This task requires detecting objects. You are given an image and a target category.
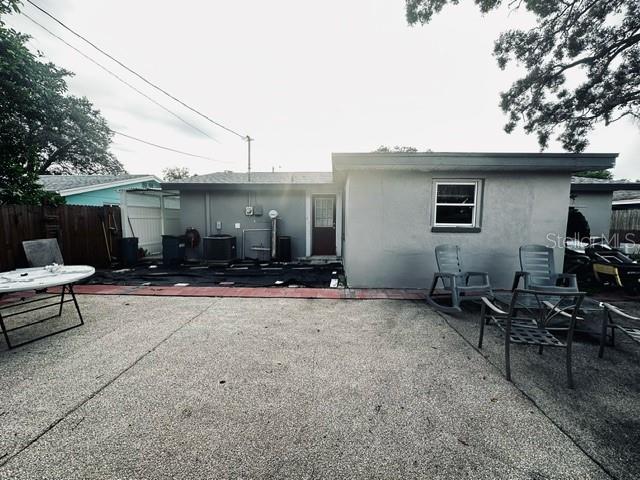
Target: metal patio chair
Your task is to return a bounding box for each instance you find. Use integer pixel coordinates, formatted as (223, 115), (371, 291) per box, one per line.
(22, 238), (64, 267)
(597, 303), (640, 358)
(426, 245), (493, 313)
(512, 244), (578, 292)
(478, 289), (585, 388)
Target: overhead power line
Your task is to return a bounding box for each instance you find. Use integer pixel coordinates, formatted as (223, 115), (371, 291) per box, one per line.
(26, 0), (249, 141)
(111, 130), (223, 162)
(19, 14), (228, 164)
(21, 12), (218, 143)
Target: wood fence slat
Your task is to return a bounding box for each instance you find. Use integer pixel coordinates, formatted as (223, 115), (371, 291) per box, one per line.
(611, 208), (640, 245)
(0, 204), (122, 271)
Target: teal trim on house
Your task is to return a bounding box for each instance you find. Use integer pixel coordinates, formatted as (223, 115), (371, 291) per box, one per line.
(65, 180), (160, 206)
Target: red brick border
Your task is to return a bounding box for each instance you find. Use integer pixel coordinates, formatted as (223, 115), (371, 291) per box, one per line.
(47, 284), (427, 300)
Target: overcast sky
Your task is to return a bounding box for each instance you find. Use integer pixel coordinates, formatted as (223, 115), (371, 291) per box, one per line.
(7, 0), (639, 179)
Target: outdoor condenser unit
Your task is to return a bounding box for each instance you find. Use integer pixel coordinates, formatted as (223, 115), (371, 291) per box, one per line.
(203, 235), (237, 261)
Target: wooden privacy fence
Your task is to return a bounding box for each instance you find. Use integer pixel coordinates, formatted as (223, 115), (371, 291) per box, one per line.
(0, 204), (122, 271)
(611, 208), (640, 245)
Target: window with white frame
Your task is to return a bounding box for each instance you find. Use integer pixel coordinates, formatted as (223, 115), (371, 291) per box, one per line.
(433, 180), (481, 227)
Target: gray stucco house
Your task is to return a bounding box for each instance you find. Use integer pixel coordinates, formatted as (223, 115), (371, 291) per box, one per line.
(163, 151), (617, 289)
(165, 172), (342, 261)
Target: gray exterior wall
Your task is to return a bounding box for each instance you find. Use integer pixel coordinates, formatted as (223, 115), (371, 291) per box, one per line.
(571, 191), (613, 238)
(179, 184), (341, 260)
(343, 170), (572, 289)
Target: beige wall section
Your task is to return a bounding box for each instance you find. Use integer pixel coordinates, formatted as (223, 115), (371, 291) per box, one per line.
(343, 170), (572, 289)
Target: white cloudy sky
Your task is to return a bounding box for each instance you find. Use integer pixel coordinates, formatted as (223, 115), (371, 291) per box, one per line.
(6, 0), (639, 179)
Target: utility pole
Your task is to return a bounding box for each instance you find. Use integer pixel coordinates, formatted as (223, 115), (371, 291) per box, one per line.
(246, 136), (253, 182)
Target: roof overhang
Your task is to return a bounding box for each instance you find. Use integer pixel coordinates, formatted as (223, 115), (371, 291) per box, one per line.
(571, 183), (640, 193)
(332, 152), (617, 176)
(613, 199), (640, 207)
(160, 182), (333, 191)
(55, 175), (161, 196)
(121, 187), (180, 197)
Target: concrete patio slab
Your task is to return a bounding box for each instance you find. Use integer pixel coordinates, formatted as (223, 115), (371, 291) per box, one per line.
(442, 301), (640, 480)
(0, 296), (612, 479)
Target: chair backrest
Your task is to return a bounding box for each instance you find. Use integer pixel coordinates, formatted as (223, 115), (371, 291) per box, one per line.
(519, 244), (556, 287)
(509, 288), (585, 330)
(435, 245), (462, 274)
(22, 239), (64, 267)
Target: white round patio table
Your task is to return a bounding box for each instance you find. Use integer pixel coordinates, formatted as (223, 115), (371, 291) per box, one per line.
(0, 265), (95, 293)
(0, 265), (95, 349)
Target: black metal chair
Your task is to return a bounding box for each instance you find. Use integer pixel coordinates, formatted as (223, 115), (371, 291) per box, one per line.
(22, 238), (64, 267)
(426, 245), (493, 313)
(478, 289), (585, 388)
(512, 244), (578, 292)
(598, 303), (640, 358)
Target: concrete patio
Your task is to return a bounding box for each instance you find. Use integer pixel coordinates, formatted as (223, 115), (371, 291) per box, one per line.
(0, 294), (635, 479)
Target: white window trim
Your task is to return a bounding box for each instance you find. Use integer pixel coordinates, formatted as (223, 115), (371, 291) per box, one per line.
(433, 180), (481, 227)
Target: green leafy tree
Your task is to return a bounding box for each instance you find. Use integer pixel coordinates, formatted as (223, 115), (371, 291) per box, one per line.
(162, 166), (191, 181)
(574, 170), (614, 180)
(0, 0), (18, 17)
(0, 0), (123, 205)
(566, 207), (590, 240)
(406, 0), (640, 152)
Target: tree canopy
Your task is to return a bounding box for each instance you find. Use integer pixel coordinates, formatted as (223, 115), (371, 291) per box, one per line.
(406, 0), (640, 152)
(574, 169), (614, 180)
(162, 166), (191, 181)
(0, 0), (123, 204)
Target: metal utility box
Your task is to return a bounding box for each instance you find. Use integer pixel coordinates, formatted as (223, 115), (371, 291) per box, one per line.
(277, 236), (292, 262)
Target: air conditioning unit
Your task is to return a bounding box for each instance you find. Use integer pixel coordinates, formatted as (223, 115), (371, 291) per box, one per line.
(203, 235), (237, 261)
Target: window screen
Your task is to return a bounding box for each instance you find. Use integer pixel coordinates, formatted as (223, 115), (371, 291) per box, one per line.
(314, 197), (334, 228)
(433, 181), (479, 227)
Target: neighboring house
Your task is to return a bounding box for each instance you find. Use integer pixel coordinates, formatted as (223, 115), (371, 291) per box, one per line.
(164, 172), (340, 261)
(162, 152), (617, 289)
(611, 191), (640, 244)
(39, 174), (161, 206)
(570, 177), (640, 239)
(613, 190), (640, 208)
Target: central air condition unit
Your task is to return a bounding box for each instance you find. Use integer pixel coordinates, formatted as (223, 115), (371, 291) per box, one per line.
(203, 234), (237, 261)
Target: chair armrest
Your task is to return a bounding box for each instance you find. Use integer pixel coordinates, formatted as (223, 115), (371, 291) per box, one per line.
(603, 303), (640, 321)
(542, 301), (584, 321)
(433, 272), (462, 288)
(512, 271), (529, 291)
(463, 271), (491, 287)
(551, 273), (578, 289)
(434, 272), (456, 278)
(552, 273), (577, 280)
(481, 296), (507, 315)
